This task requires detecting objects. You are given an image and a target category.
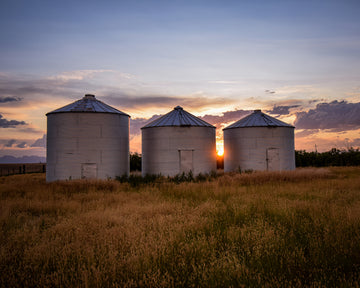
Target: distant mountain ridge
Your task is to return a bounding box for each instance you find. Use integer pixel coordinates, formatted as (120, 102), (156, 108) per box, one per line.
(0, 155), (46, 164)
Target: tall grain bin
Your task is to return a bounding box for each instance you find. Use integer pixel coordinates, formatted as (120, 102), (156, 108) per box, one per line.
(46, 94), (130, 182)
(141, 106), (216, 176)
(223, 109), (295, 172)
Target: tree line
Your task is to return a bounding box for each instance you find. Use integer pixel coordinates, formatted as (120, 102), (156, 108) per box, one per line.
(295, 148), (360, 167)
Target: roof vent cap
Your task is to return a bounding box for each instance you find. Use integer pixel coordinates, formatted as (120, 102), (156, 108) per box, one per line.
(174, 106), (183, 110)
(254, 109), (261, 113)
(84, 94), (96, 100)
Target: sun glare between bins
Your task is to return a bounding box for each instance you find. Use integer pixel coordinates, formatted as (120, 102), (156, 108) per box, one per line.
(141, 106), (216, 177)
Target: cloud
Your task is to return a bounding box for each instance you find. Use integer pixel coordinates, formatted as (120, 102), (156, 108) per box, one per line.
(308, 99), (321, 104)
(201, 109), (251, 128)
(106, 95), (179, 109)
(0, 96), (22, 103)
(1, 139), (29, 151)
(0, 114), (26, 128)
(30, 134), (46, 148)
(267, 105), (300, 115)
(265, 90), (276, 94)
(47, 70), (116, 81)
(2, 139), (30, 149)
(295, 129), (320, 137)
(349, 138), (360, 148)
(104, 94), (236, 111)
(130, 115), (161, 136)
(294, 100), (360, 130)
(16, 142), (27, 148)
(209, 81), (240, 84)
(15, 126), (45, 134)
(0, 72), (237, 114)
(5, 139), (16, 147)
(0, 76), (66, 109)
(243, 97), (306, 111)
(129, 109), (252, 135)
(0, 71), (115, 108)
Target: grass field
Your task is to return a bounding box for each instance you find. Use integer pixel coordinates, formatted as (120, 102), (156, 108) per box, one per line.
(1, 167), (360, 287)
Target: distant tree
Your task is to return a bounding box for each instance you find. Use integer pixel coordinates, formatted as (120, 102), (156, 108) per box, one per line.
(130, 153), (142, 171)
(295, 148), (360, 167)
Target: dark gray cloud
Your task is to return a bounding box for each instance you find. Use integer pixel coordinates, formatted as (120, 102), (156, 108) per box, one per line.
(267, 105), (300, 115)
(30, 134), (46, 148)
(130, 101), (360, 137)
(16, 142), (27, 148)
(308, 99), (322, 104)
(201, 110), (251, 128)
(294, 100), (360, 130)
(3, 139), (29, 148)
(265, 90), (276, 94)
(0, 96), (22, 103)
(130, 115), (161, 135)
(0, 114), (26, 128)
(1, 136), (47, 150)
(5, 139), (16, 147)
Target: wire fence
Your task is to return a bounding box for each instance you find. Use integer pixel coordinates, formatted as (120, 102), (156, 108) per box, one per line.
(0, 163), (46, 177)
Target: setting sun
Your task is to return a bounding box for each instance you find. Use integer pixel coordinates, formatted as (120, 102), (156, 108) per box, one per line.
(217, 147), (224, 157)
(216, 140), (224, 157)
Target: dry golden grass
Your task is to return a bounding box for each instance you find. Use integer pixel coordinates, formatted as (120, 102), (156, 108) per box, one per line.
(1, 167), (360, 287)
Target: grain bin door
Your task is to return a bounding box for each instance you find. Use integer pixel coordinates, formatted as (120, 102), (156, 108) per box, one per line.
(266, 148), (280, 171)
(179, 150), (194, 174)
(81, 163), (97, 179)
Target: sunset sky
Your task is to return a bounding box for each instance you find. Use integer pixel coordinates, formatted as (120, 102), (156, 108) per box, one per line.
(0, 0), (359, 160)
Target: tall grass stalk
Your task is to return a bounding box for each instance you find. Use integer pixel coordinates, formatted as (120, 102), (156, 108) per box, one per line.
(1, 167), (360, 287)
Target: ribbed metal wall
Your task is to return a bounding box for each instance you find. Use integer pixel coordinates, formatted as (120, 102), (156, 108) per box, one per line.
(224, 126), (295, 172)
(46, 95), (129, 181)
(142, 126), (216, 176)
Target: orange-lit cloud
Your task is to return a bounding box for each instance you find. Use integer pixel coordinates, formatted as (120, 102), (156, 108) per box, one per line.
(1, 71), (360, 160)
(128, 101), (360, 154)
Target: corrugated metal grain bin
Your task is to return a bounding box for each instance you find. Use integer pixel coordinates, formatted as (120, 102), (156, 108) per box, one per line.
(223, 109), (295, 172)
(46, 94), (130, 181)
(141, 106), (216, 177)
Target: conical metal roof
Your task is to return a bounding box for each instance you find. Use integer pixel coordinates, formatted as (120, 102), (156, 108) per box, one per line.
(141, 106), (215, 129)
(223, 109), (294, 130)
(46, 94), (129, 116)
